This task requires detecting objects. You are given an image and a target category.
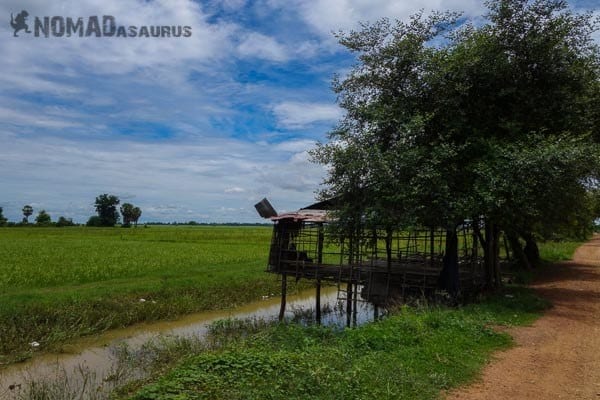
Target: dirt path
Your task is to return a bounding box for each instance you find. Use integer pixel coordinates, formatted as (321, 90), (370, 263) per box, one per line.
(446, 237), (600, 400)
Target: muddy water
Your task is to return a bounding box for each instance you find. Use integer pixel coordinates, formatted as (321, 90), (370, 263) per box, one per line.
(0, 286), (375, 398)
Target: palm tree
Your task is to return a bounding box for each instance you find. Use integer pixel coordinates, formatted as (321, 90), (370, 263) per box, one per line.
(132, 207), (142, 227)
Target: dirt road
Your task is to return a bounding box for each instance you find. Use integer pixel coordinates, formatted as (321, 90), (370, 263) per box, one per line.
(446, 237), (600, 400)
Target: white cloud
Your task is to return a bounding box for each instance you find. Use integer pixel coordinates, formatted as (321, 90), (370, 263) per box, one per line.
(237, 32), (289, 62)
(1, 0), (237, 94)
(272, 139), (316, 153)
(0, 106), (82, 129)
(225, 187), (246, 193)
(268, 0), (484, 40)
(272, 101), (342, 129)
(0, 133), (325, 223)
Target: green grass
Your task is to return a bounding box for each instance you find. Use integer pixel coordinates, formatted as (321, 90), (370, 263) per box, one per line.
(125, 287), (548, 400)
(537, 240), (584, 262)
(5, 231), (580, 399)
(0, 226), (306, 364)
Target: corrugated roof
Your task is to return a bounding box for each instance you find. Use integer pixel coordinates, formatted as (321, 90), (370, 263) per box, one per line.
(271, 209), (329, 223)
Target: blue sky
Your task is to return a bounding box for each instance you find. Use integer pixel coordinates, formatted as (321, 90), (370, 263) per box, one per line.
(1, 0), (598, 223)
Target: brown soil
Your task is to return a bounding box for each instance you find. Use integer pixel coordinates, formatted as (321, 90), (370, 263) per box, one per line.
(445, 237), (600, 400)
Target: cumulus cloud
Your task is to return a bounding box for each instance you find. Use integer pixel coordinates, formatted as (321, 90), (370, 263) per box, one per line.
(237, 32), (289, 62)
(272, 139), (316, 153)
(267, 0), (485, 40)
(0, 132), (325, 222)
(1, 0), (233, 74)
(10, 0), (564, 223)
(272, 101), (342, 129)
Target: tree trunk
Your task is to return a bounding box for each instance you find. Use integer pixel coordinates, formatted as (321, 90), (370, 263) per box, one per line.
(507, 233), (532, 270)
(523, 233), (540, 267)
(438, 227), (459, 295)
(484, 221), (502, 289)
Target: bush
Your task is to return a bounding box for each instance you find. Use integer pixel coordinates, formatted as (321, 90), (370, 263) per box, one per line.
(86, 216), (103, 227)
(56, 216), (76, 227)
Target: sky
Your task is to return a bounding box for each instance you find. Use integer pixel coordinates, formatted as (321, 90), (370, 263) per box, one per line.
(1, 0), (598, 223)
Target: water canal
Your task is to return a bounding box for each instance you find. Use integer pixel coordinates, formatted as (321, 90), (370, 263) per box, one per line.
(0, 286), (376, 399)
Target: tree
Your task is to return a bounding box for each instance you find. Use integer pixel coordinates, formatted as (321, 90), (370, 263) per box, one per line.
(56, 216), (76, 227)
(313, 0), (600, 290)
(22, 205), (33, 223)
(132, 206), (142, 227)
(86, 215), (103, 227)
(120, 203), (142, 227)
(120, 203), (135, 227)
(0, 207), (7, 226)
(94, 194), (120, 227)
(35, 210), (52, 226)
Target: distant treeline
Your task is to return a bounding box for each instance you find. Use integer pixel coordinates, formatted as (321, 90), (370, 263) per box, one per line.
(0, 195), (268, 228)
(145, 221), (270, 227)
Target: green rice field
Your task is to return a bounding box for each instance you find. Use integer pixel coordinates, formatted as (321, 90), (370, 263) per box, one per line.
(0, 226), (299, 364)
(0, 226), (583, 367)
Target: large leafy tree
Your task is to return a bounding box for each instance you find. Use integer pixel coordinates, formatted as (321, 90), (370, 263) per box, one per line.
(94, 194), (120, 227)
(313, 0), (600, 290)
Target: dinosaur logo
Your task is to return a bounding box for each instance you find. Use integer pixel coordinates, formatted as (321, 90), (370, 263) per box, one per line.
(10, 10), (31, 37)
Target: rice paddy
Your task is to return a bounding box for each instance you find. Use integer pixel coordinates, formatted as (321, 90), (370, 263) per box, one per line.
(0, 226), (306, 364)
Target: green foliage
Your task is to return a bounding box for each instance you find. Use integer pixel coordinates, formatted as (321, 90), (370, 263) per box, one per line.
(0, 226), (309, 364)
(132, 206), (142, 226)
(128, 288), (548, 400)
(312, 0), (600, 281)
(121, 203), (143, 227)
(56, 216), (76, 227)
(537, 240), (583, 262)
(86, 215), (103, 227)
(95, 193), (120, 227)
(0, 206), (7, 226)
(34, 209), (52, 226)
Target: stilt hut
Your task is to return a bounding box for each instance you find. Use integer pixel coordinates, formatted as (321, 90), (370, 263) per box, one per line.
(256, 198), (487, 322)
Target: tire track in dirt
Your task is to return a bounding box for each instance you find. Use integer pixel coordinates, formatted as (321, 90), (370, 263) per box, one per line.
(445, 237), (600, 400)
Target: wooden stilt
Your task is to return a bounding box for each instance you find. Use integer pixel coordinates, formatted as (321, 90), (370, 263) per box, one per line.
(316, 224), (324, 325)
(346, 281), (353, 328)
(352, 282), (358, 327)
(430, 227), (435, 267)
(316, 280), (321, 325)
(279, 274), (287, 322)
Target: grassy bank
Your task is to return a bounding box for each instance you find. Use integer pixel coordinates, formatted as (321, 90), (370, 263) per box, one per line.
(7, 239), (584, 399)
(116, 239), (582, 400)
(0, 226), (305, 364)
(537, 240), (584, 262)
(120, 287), (547, 400)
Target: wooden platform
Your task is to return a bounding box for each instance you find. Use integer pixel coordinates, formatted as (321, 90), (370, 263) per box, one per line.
(268, 257), (486, 296)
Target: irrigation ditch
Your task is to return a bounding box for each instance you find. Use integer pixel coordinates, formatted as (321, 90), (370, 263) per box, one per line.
(0, 286), (376, 399)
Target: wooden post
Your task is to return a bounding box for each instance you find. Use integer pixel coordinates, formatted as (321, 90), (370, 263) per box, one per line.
(315, 280), (321, 325)
(385, 229), (392, 302)
(374, 305), (379, 321)
(346, 281), (353, 328)
(352, 282), (358, 327)
(279, 274), (287, 322)
(316, 224), (324, 325)
(430, 227), (435, 267)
